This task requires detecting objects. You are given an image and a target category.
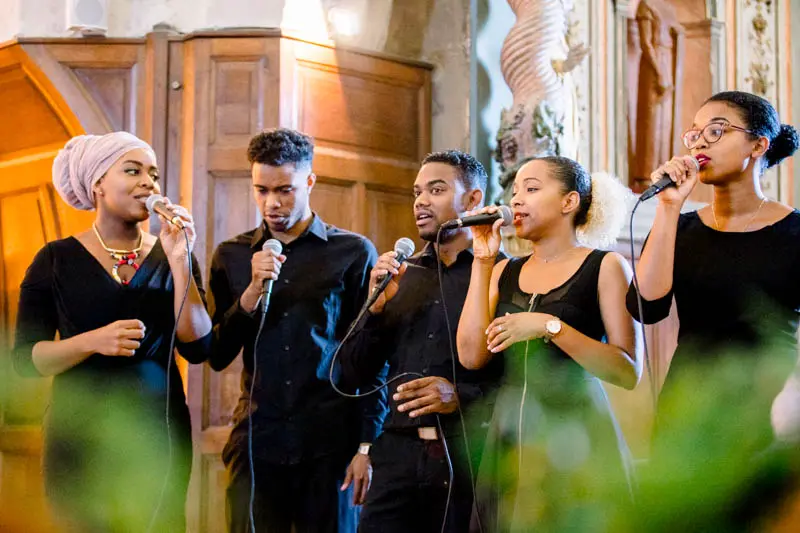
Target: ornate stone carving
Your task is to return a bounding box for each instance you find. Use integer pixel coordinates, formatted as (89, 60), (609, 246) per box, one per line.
(744, 0), (773, 96)
(735, 0), (788, 200)
(629, 0), (685, 191)
(494, 0), (589, 203)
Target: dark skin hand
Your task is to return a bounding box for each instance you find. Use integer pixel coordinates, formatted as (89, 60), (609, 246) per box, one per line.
(393, 376), (459, 418)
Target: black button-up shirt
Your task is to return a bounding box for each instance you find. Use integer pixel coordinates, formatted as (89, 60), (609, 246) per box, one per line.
(208, 215), (386, 464)
(337, 244), (504, 436)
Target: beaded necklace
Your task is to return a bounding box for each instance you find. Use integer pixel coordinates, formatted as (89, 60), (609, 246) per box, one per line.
(92, 224), (143, 285)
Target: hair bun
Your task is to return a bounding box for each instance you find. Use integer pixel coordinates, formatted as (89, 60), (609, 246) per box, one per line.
(766, 124), (800, 168)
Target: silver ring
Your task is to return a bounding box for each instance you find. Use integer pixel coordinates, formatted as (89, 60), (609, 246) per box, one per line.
(497, 325), (504, 332)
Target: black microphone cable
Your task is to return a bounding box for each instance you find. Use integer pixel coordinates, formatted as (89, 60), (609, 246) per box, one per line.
(247, 294), (269, 533)
(246, 239), (281, 533)
(628, 196), (659, 415)
(328, 261), (455, 533)
(146, 227), (192, 533)
(435, 225), (483, 533)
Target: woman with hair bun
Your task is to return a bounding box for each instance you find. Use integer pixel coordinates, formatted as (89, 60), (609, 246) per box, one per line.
(457, 156), (641, 531)
(626, 92), (800, 528)
(629, 91), (800, 430)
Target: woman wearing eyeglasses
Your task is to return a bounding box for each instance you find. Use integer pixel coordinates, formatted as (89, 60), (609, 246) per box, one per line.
(628, 91), (800, 527)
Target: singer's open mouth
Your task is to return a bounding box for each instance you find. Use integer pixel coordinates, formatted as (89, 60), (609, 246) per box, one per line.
(696, 154), (711, 167)
(415, 212), (433, 223)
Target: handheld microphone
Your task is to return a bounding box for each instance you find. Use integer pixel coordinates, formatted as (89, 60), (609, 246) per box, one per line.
(440, 205), (513, 230)
(261, 239), (283, 314)
(145, 194), (185, 229)
(640, 156), (700, 201)
(364, 237), (416, 310)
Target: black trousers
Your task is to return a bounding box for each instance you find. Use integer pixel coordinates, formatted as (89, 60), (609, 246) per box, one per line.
(225, 449), (358, 533)
(359, 430), (474, 533)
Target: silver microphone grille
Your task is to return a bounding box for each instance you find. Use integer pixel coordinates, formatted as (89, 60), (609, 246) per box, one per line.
(394, 237), (416, 259)
(497, 205), (514, 226)
(262, 238), (283, 255)
(145, 194), (164, 213)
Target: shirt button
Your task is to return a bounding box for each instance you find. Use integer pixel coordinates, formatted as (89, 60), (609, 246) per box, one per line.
(282, 312), (289, 317)
(284, 279), (290, 284)
(284, 345), (290, 351)
(422, 368), (429, 375)
(285, 380), (292, 386)
(427, 333), (434, 339)
(434, 300), (440, 304)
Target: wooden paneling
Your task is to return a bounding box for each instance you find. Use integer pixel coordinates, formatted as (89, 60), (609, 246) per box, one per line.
(365, 186), (421, 254)
(72, 68), (136, 132)
(47, 42), (147, 137)
(297, 61), (420, 159)
(209, 172), (261, 252)
(0, 66), (70, 155)
(312, 178), (357, 230)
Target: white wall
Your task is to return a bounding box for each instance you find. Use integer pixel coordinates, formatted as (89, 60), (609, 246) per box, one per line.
(0, 0), (289, 39)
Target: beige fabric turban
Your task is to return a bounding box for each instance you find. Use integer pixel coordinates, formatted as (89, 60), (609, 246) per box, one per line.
(52, 132), (156, 210)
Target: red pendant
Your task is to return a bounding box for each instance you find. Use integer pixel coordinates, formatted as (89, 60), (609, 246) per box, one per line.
(111, 254), (140, 284)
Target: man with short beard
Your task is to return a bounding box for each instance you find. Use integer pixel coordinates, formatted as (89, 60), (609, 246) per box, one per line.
(337, 150), (504, 532)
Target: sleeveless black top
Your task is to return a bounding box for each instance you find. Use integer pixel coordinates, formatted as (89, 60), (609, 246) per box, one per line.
(473, 250), (634, 533)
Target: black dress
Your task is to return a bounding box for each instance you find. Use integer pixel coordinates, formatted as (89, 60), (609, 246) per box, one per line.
(474, 250), (633, 533)
(627, 211), (800, 437)
(13, 237), (211, 533)
(624, 211), (800, 530)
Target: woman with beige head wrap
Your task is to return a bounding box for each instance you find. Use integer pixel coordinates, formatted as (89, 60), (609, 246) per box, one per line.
(13, 132), (212, 531)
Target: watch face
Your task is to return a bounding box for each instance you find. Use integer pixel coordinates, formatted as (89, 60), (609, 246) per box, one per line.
(546, 320), (561, 335)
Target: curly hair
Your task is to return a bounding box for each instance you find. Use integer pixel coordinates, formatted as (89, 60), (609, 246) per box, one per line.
(247, 128), (314, 169)
(576, 172), (634, 249)
(421, 150), (488, 192)
(706, 91), (799, 169)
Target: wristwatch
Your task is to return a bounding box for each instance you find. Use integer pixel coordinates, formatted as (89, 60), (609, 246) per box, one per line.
(358, 443), (372, 456)
(544, 317), (563, 341)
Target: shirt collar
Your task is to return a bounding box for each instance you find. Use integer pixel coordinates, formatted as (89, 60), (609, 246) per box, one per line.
(417, 242), (475, 267)
(250, 213), (329, 249)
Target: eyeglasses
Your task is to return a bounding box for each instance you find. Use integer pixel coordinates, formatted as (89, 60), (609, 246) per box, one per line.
(682, 121), (754, 149)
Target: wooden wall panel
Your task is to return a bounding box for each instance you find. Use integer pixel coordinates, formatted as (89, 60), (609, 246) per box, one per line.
(44, 43), (146, 135)
(297, 62), (420, 159)
(0, 66), (70, 155)
(72, 68), (136, 132)
(312, 178), (356, 230)
(365, 187), (422, 254)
